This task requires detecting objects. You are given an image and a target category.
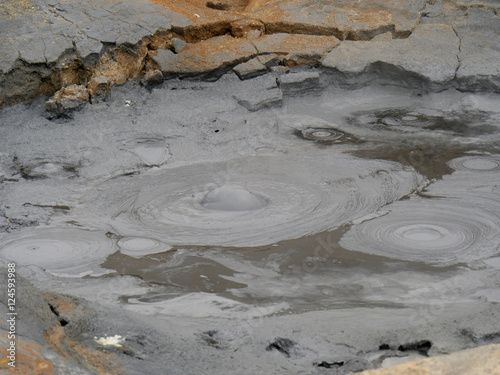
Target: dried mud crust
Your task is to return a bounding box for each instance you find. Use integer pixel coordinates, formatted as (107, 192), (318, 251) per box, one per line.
(1, 0), (500, 108)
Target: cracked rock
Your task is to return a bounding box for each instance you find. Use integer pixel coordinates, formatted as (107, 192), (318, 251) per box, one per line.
(455, 8), (500, 92)
(278, 71), (321, 93)
(321, 24), (460, 85)
(233, 75), (282, 111)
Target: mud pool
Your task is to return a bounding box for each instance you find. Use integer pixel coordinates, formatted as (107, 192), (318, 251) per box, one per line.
(1, 73), (500, 374)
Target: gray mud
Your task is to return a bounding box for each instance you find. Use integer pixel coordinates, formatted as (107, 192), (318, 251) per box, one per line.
(1, 70), (500, 374)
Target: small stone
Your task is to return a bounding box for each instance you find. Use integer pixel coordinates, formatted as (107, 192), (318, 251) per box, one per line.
(246, 29), (263, 39)
(257, 54), (280, 68)
(171, 37), (187, 53)
(270, 66), (289, 75)
(233, 57), (267, 80)
(234, 88), (283, 111)
(87, 76), (112, 102)
(46, 84), (89, 117)
(231, 19), (265, 38)
(141, 69), (164, 89)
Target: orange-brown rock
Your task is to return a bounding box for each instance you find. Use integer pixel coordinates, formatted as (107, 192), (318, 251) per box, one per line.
(92, 44), (149, 86)
(0, 331), (55, 374)
(45, 84), (89, 116)
(151, 35), (258, 77)
(358, 344), (500, 375)
(44, 326), (122, 375)
(87, 76), (112, 102)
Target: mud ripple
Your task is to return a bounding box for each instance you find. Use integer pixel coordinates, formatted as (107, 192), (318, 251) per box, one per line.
(0, 228), (116, 277)
(447, 155), (500, 172)
(340, 200), (500, 265)
(79, 154), (423, 247)
(301, 128), (344, 142)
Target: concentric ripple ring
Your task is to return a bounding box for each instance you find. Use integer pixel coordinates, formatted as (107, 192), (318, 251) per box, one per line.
(340, 199), (500, 265)
(77, 153), (423, 247)
(0, 228), (117, 277)
(448, 155), (500, 172)
(301, 128), (344, 141)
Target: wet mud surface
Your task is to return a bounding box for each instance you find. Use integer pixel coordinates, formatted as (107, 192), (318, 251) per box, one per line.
(1, 74), (500, 374)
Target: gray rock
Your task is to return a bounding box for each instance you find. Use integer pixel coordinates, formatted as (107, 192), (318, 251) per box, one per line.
(234, 87), (283, 111)
(278, 71), (321, 92)
(257, 54), (281, 68)
(16, 27), (47, 64)
(46, 84), (89, 117)
(270, 66), (290, 75)
(454, 0), (500, 12)
(455, 9), (500, 92)
(171, 37), (187, 53)
(321, 24), (460, 84)
(0, 268), (94, 374)
(74, 34), (104, 67)
(151, 49), (176, 72)
(0, 40), (19, 74)
(233, 74), (282, 111)
(233, 57), (267, 80)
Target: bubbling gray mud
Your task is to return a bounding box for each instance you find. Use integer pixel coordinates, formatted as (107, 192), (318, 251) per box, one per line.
(340, 154), (500, 266)
(200, 185), (269, 211)
(447, 155), (500, 173)
(0, 228), (116, 277)
(340, 199), (500, 265)
(345, 108), (499, 136)
(2, 82), (500, 375)
(23, 161), (77, 179)
(301, 128), (344, 142)
(75, 152), (424, 247)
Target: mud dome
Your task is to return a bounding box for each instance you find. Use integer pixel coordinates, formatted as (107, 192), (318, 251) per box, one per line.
(1, 75), (500, 374)
(72, 152), (422, 247)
